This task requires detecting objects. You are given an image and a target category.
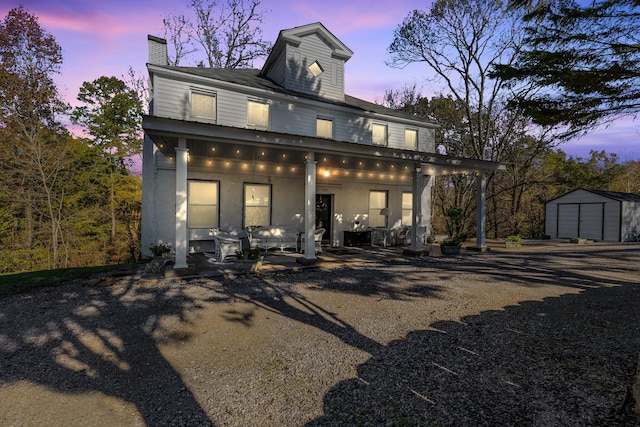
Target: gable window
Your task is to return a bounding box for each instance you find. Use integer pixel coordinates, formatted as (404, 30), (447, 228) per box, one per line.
(309, 60), (323, 77)
(190, 91), (216, 122)
(188, 180), (219, 228)
(316, 117), (333, 139)
(368, 190), (388, 228)
(402, 192), (413, 225)
(405, 129), (417, 150)
(244, 183), (271, 227)
(247, 100), (269, 129)
(372, 123), (387, 146)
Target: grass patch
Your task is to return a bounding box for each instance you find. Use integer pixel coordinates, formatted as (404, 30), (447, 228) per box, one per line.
(0, 263), (140, 297)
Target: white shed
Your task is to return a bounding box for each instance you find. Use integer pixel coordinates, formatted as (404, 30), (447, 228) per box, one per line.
(545, 189), (640, 242)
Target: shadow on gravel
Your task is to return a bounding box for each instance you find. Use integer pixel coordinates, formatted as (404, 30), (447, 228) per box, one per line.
(305, 250), (640, 426)
(220, 265), (445, 355)
(0, 278), (223, 426)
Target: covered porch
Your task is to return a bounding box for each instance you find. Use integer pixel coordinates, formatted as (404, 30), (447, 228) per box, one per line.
(142, 116), (504, 269)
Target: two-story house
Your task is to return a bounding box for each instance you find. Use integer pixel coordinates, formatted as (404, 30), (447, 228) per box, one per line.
(141, 22), (502, 268)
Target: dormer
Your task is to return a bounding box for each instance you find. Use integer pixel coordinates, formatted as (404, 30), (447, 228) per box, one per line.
(261, 22), (353, 102)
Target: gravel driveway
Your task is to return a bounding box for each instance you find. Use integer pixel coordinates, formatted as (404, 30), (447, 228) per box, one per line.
(1, 245), (639, 426)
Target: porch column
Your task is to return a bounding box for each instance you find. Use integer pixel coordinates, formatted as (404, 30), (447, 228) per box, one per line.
(474, 171), (487, 250)
(174, 141), (189, 269)
(410, 166), (424, 253)
(301, 153), (317, 262)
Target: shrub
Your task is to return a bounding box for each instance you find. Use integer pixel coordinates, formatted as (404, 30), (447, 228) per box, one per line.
(440, 237), (463, 247)
(505, 235), (522, 243)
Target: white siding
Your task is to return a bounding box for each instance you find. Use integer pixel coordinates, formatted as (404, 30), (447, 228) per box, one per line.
(153, 76), (190, 120)
(152, 73), (436, 153)
(270, 101), (317, 136)
(621, 201), (640, 240)
(269, 54), (287, 87)
(286, 35), (344, 101)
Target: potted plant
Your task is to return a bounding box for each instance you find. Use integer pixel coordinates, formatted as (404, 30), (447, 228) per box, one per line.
(146, 242), (173, 273)
(504, 235), (522, 248)
(234, 247), (264, 272)
(440, 237), (463, 255)
(150, 242), (172, 258)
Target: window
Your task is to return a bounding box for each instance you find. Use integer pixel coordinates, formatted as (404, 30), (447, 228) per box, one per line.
(372, 123), (387, 146)
(188, 180), (218, 228)
(316, 118), (333, 138)
(405, 129), (417, 150)
(402, 192), (413, 225)
(190, 91), (216, 121)
(244, 183), (271, 227)
(309, 60), (323, 77)
(247, 100), (269, 129)
(368, 190), (388, 228)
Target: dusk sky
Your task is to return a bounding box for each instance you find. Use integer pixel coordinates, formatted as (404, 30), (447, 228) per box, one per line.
(2, 0), (638, 161)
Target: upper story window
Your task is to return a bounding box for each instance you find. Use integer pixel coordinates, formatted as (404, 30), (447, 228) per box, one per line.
(309, 60), (323, 77)
(405, 129), (417, 150)
(190, 90), (216, 122)
(372, 123), (387, 146)
(316, 117), (333, 139)
(247, 100), (269, 129)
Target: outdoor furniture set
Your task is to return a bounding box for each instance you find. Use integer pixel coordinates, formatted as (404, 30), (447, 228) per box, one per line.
(205, 224), (410, 262)
(206, 225), (314, 262)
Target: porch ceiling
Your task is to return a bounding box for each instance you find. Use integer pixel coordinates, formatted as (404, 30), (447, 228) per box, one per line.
(143, 115), (505, 176)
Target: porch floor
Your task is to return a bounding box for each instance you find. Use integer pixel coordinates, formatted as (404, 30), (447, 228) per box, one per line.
(143, 238), (612, 281)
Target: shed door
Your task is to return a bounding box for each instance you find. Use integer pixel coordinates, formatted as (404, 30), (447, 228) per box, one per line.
(557, 203), (605, 240)
(579, 203), (604, 241)
(557, 204), (579, 238)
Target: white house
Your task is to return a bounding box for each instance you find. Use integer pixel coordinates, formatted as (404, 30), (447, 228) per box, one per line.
(545, 188), (640, 242)
(141, 22), (503, 268)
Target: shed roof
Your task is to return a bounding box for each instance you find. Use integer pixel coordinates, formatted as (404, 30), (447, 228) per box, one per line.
(547, 188), (640, 203)
(586, 189), (640, 203)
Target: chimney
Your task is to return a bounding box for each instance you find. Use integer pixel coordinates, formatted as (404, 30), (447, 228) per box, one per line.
(148, 35), (168, 66)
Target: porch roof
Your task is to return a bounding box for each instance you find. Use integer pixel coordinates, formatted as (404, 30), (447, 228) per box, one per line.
(143, 115), (505, 176)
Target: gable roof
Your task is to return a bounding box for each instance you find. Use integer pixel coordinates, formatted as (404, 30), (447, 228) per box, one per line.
(152, 65), (438, 125)
(261, 22), (353, 77)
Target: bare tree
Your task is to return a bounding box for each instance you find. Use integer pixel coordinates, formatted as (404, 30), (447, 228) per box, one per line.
(388, 0), (533, 162)
(163, 0), (271, 68)
(162, 14), (196, 66)
(387, 0), (562, 238)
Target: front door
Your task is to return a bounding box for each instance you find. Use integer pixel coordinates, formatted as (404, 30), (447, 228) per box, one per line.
(316, 194), (332, 244)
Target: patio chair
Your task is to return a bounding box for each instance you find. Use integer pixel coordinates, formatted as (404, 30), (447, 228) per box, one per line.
(213, 235), (242, 262)
(299, 228), (325, 253)
(394, 226), (411, 246)
(205, 229), (242, 262)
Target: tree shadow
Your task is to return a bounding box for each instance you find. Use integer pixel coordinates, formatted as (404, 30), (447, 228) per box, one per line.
(304, 250), (640, 426)
(0, 275), (224, 426)
(219, 264), (446, 355)
(416, 247), (640, 291)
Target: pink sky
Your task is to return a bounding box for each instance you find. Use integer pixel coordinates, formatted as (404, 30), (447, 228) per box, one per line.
(2, 0), (638, 161)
